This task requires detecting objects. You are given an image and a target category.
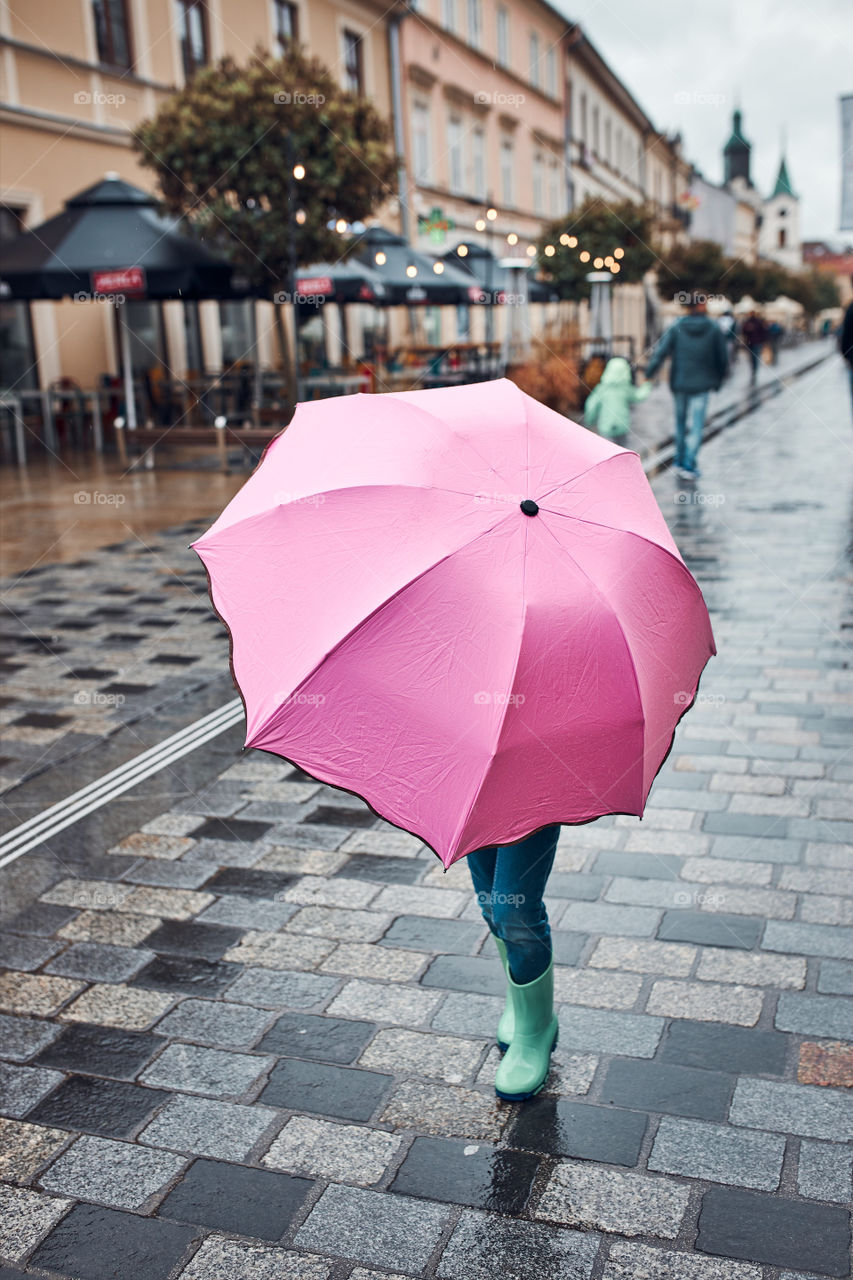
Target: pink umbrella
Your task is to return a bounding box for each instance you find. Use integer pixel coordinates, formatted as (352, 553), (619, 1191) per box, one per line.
(191, 379), (715, 869)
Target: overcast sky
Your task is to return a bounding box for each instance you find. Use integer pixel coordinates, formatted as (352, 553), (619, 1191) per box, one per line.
(553, 0), (851, 243)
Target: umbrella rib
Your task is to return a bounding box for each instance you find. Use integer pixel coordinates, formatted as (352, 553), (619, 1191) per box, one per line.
(542, 509), (702, 582)
(533, 450), (641, 506)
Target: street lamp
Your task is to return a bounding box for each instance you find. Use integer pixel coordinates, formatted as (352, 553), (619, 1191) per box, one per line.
(284, 137), (304, 407)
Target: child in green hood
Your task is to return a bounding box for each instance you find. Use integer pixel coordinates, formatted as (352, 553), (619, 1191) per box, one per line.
(583, 356), (651, 439)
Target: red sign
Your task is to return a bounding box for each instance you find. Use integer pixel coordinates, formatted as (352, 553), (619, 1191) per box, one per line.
(91, 267), (146, 295)
(297, 276), (333, 296)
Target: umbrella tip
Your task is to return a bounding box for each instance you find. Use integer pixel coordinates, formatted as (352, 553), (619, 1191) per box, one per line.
(104, 170), (120, 180)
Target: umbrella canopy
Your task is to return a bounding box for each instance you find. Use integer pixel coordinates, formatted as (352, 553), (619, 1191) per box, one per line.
(295, 260), (387, 305)
(443, 242), (557, 304)
(350, 225), (479, 306)
(191, 378), (715, 868)
(0, 174), (250, 301)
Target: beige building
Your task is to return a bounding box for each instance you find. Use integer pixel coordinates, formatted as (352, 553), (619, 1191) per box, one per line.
(0, 0), (397, 394)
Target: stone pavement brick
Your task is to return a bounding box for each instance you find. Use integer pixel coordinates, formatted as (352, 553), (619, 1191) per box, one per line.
(510, 1095), (647, 1167)
(32, 1022), (166, 1081)
(27, 1076), (168, 1140)
(779, 866), (853, 895)
(819, 960), (853, 995)
(648, 1116), (785, 1190)
(0, 1117), (69, 1182)
(730, 1078), (853, 1141)
(369, 883), (468, 918)
(295, 1184), (449, 1273)
(420, 953), (504, 996)
(588, 937), (696, 976)
(157, 1157), (314, 1240)
(559, 902), (661, 936)
(646, 980), (763, 1026)
(805, 841), (853, 869)
(139, 1044), (275, 1099)
(594, 851), (684, 879)
(762, 920), (853, 960)
(38, 1133), (186, 1210)
(0, 973), (85, 1017)
(553, 968), (642, 1009)
(339, 828), (427, 857)
(285, 905), (392, 941)
(153, 998), (272, 1048)
(430, 991), (504, 1037)
(221, 930), (334, 970)
(40, 878), (132, 911)
(359, 1028), (484, 1084)
(177, 1236), (331, 1280)
(391, 1135), (540, 1213)
(28, 1201), (199, 1280)
(680, 858), (773, 886)
(138, 1093), (279, 1161)
(224, 967), (337, 1010)
(43, 941), (153, 983)
(257, 1011), (375, 1063)
(797, 1139), (853, 1203)
(534, 1159), (689, 1238)
(0, 1013), (62, 1062)
(436, 1206), (599, 1280)
(327, 977), (441, 1028)
(710, 835), (803, 865)
(696, 948), (806, 988)
(696, 1186), (851, 1274)
(57, 983), (175, 1030)
(260, 1058), (392, 1122)
(603, 877), (698, 909)
(0, 1183), (72, 1263)
(0, 1062), (63, 1119)
(797, 1042), (853, 1088)
(194, 894), (297, 931)
(283, 875), (381, 909)
(601, 1059), (733, 1121)
(658, 911), (763, 949)
(142, 812), (209, 836)
(57, 909), (159, 946)
(108, 833), (196, 860)
(0, 933), (63, 971)
(661, 1021), (790, 1076)
(116, 887), (215, 920)
(603, 1241), (762, 1279)
(381, 1078), (507, 1140)
(381, 914), (484, 954)
(320, 942), (428, 982)
(775, 992), (853, 1040)
(3, 902), (78, 937)
(557, 1006), (664, 1058)
(262, 1114), (400, 1186)
(624, 830), (711, 855)
(799, 894), (853, 925)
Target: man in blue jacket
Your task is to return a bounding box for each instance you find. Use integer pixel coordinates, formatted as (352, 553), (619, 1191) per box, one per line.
(645, 294), (729, 479)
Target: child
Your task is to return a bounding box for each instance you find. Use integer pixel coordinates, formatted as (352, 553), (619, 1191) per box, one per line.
(583, 355), (651, 439)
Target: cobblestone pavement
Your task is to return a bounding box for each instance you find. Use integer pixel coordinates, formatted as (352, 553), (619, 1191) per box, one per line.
(1, 356), (852, 1279)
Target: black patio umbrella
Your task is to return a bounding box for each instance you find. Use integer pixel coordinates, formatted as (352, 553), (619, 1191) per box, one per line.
(0, 173), (253, 427)
(442, 241), (557, 304)
(295, 260), (387, 304)
(350, 226), (477, 306)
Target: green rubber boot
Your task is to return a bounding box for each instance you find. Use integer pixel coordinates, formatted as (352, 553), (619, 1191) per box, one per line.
(494, 936), (514, 1051)
(494, 955), (558, 1101)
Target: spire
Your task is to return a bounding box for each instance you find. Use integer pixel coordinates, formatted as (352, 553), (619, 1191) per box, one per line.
(723, 108), (751, 186)
(772, 155), (795, 199)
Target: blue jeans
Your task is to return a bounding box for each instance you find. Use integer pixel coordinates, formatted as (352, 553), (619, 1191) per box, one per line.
(466, 823), (561, 985)
(673, 391), (709, 474)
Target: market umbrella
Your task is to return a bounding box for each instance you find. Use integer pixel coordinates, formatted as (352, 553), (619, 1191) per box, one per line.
(351, 226), (479, 306)
(0, 173), (252, 427)
(443, 242), (557, 304)
(191, 378), (715, 868)
(295, 261), (387, 304)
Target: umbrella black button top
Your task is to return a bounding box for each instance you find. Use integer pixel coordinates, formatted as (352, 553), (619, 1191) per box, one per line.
(520, 499), (539, 516)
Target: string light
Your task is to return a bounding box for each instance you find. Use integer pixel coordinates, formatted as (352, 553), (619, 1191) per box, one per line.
(486, 207), (497, 221)
(335, 218), (347, 233)
(475, 218), (486, 232)
(559, 233), (570, 245)
(293, 164), (305, 180)
(406, 264), (417, 278)
(579, 250), (590, 263)
(457, 244), (469, 257)
(507, 232), (518, 246)
(593, 256), (604, 269)
(526, 244), (536, 257)
(614, 247), (624, 259)
(295, 209), (307, 225)
(612, 262), (621, 273)
(375, 251), (386, 265)
(544, 244), (555, 257)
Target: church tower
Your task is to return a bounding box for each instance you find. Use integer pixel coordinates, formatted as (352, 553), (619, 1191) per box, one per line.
(759, 151), (802, 270)
(723, 109), (752, 186)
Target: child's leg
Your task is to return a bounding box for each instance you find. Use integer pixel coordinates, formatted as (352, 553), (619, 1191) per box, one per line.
(489, 823), (560, 984)
(466, 845), (499, 934)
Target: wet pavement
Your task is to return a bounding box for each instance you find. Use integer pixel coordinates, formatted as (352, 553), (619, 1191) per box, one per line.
(0, 354), (852, 1279)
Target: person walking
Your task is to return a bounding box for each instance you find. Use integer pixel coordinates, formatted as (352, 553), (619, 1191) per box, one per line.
(583, 355), (651, 441)
(717, 310), (738, 373)
(767, 320), (784, 365)
(839, 289), (853, 415)
(644, 295), (729, 480)
(467, 824), (562, 1100)
(741, 310), (768, 384)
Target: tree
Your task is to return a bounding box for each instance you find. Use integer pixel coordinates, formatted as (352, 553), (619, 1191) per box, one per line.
(133, 47), (399, 296)
(652, 239), (730, 302)
(535, 198), (659, 301)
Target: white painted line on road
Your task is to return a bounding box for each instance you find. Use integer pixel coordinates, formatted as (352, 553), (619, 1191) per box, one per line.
(0, 698), (244, 867)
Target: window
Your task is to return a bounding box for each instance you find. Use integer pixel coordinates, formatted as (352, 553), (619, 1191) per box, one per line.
(500, 135), (514, 205)
(448, 117), (464, 193)
(533, 152), (544, 215)
(579, 92), (587, 143)
(92, 0), (132, 68)
(528, 31), (540, 87)
(592, 104), (599, 154)
(273, 0), (298, 51)
(0, 206), (37, 392)
(545, 47), (556, 97)
(548, 156), (560, 214)
(496, 6), (509, 67)
(342, 29), (363, 94)
(467, 0), (481, 47)
(779, 227), (787, 247)
(174, 0), (207, 80)
(604, 118), (611, 164)
(471, 126), (486, 199)
(443, 0), (457, 33)
(615, 127), (622, 173)
(412, 100), (431, 184)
